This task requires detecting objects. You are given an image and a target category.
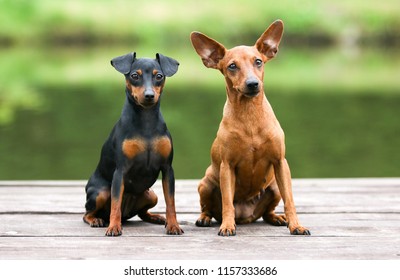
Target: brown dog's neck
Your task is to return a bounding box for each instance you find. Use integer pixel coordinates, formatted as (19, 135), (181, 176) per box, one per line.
(221, 86), (281, 140)
(224, 87), (273, 120)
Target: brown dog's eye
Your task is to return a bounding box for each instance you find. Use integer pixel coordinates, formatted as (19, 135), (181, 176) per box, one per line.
(255, 59), (263, 67)
(131, 72), (139, 80)
(155, 73), (164, 81)
(228, 63), (237, 71)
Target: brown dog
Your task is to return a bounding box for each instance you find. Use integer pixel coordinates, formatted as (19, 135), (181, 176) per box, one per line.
(190, 20), (310, 236)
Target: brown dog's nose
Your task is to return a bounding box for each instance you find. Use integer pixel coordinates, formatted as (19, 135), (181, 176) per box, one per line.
(246, 79), (259, 91)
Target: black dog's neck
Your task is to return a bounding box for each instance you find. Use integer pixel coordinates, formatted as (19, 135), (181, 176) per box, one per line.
(122, 92), (165, 135)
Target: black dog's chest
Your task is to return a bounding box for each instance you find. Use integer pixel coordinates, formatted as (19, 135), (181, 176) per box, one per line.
(122, 136), (171, 161)
(122, 136), (171, 192)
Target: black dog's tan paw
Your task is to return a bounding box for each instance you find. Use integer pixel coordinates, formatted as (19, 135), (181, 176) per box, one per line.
(290, 226), (311, 235)
(83, 214), (107, 228)
(105, 223), (122, 236)
(165, 223), (184, 235)
(139, 212), (166, 225)
(90, 218), (107, 227)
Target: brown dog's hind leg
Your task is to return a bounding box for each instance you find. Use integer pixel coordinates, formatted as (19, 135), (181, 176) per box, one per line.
(261, 182), (287, 226)
(196, 166), (220, 227)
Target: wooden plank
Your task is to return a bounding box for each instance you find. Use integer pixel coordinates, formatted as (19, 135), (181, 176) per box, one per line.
(1, 179), (400, 213)
(1, 235), (399, 260)
(0, 179), (399, 260)
(1, 213), (399, 238)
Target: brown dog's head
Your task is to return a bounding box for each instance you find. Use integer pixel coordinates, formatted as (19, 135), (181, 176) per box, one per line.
(190, 20), (283, 98)
(111, 53), (179, 108)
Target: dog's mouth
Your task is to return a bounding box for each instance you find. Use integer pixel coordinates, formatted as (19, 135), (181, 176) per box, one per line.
(138, 100), (157, 108)
(132, 94), (157, 108)
(242, 89), (260, 98)
(236, 87), (260, 98)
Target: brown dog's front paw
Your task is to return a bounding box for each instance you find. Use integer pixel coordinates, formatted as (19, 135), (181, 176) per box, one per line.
(105, 223), (122, 236)
(290, 226), (311, 236)
(218, 224), (236, 237)
(165, 223), (184, 235)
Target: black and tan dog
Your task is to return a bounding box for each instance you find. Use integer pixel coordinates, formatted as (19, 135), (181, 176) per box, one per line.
(83, 52), (183, 236)
(190, 20), (310, 236)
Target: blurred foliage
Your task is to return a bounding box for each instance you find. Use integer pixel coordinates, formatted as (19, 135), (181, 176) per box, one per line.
(0, 0), (399, 179)
(1, 0), (400, 46)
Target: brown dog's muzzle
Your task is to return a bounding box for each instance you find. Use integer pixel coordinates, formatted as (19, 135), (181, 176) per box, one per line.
(244, 78), (260, 97)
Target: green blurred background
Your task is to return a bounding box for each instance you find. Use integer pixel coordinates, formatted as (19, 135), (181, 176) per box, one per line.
(0, 0), (399, 180)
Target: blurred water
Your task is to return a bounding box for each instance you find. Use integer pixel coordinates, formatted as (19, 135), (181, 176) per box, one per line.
(0, 47), (399, 179)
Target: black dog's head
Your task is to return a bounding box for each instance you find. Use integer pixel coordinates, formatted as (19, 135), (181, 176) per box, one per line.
(111, 52), (179, 108)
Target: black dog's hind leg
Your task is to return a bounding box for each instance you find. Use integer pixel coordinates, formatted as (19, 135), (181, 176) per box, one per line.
(83, 179), (111, 227)
(137, 190), (166, 225)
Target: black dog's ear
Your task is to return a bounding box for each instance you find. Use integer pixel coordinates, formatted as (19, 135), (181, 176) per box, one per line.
(156, 53), (179, 77)
(111, 52), (136, 74)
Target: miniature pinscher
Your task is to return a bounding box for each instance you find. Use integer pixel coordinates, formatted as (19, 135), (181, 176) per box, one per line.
(190, 20), (310, 236)
(83, 52), (183, 236)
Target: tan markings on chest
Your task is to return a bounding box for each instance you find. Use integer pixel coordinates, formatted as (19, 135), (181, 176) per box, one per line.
(122, 139), (147, 159)
(122, 137), (171, 159)
(152, 136), (172, 158)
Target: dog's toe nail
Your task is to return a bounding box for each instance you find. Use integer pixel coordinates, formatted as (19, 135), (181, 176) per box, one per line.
(278, 219), (287, 226)
(292, 229), (299, 235)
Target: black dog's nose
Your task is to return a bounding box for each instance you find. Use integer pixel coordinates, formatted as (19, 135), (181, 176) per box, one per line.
(246, 79), (259, 91)
(144, 91), (155, 100)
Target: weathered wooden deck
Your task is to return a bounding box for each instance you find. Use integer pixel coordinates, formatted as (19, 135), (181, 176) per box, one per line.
(0, 178), (399, 260)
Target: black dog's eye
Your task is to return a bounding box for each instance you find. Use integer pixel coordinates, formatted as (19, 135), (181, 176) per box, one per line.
(155, 73), (164, 81)
(131, 72), (140, 80)
(255, 59), (263, 67)
(228, 63), (237, 71)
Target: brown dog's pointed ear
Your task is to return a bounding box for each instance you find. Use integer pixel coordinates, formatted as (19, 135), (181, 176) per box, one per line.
(111, 52), (136, 74)
(190, 32), (226, 69)
(156, 53), (179, 77)
(255, 20), (284, 60)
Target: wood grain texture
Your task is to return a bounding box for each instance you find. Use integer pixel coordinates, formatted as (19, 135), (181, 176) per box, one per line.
(0, 179), (399, 259)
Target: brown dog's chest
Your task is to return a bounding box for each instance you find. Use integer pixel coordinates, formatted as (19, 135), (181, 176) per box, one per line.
(234, 132), (277, 197)
(214, 117), (283, 200)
